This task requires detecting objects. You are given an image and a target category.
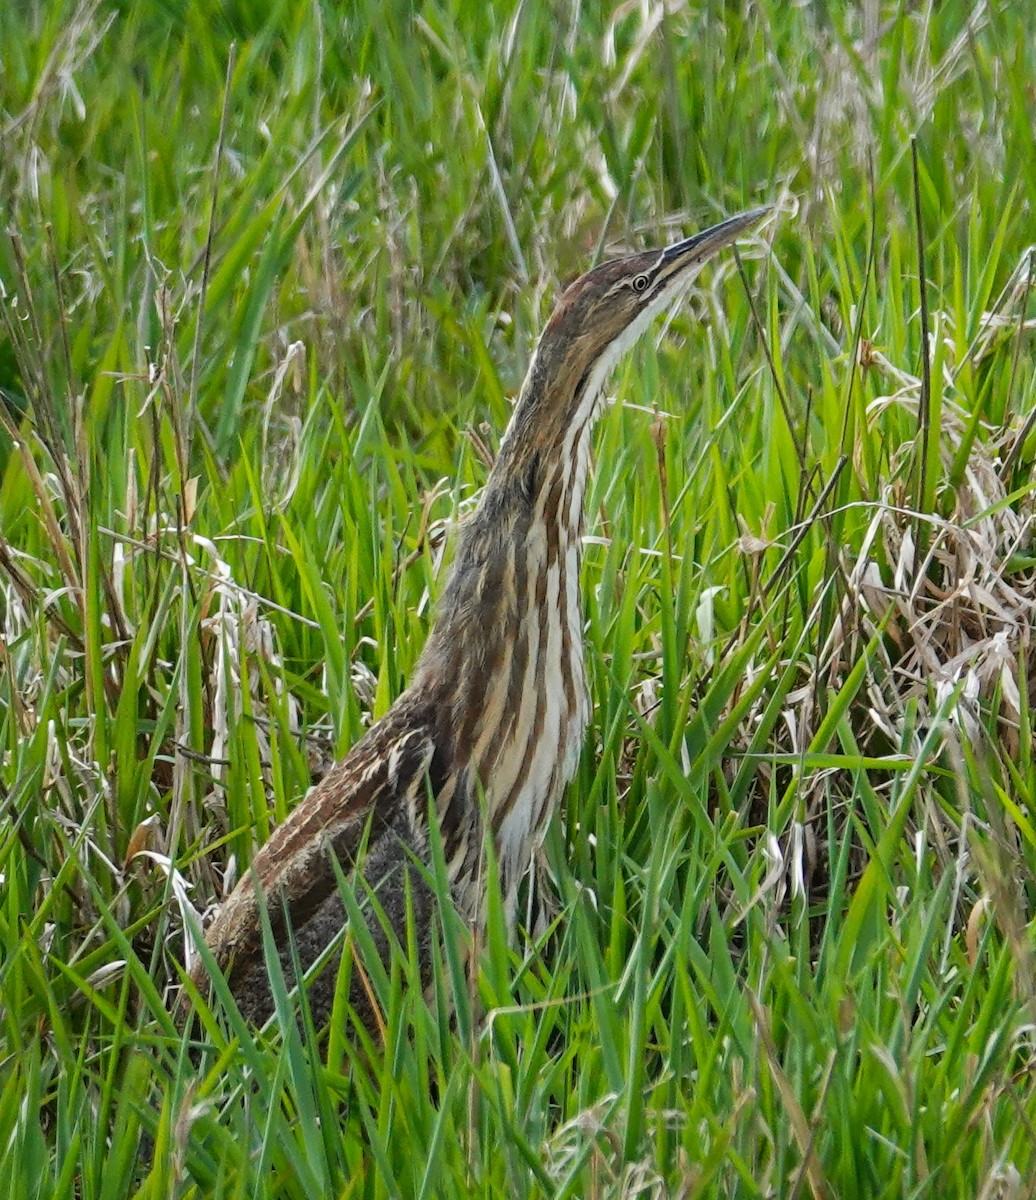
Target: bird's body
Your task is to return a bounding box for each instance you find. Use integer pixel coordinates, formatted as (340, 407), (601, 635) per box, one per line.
(189, 208), (767, 1032)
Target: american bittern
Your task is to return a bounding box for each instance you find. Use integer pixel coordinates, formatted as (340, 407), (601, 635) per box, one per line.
(188, 207), (768, 1032)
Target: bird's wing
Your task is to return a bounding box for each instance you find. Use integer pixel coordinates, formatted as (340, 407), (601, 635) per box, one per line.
(187, 702), (437, 996)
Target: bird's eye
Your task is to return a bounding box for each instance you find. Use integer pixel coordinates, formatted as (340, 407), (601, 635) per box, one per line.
(631, 273), (650, 293)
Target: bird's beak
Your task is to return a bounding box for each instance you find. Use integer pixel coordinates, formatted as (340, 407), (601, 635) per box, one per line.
(661, 205), (771, 267)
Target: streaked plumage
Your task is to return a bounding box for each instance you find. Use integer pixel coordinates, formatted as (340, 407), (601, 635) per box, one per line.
(188, 207), (768, 1031)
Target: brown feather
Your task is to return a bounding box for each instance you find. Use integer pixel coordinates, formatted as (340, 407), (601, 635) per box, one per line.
(185, 208), (770, 1033)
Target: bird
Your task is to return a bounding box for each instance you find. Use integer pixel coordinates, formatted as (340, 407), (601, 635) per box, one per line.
(186, 206), (769, 1035)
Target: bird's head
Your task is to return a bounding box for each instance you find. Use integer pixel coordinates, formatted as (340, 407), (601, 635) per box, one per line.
(496, 206), (771, 475)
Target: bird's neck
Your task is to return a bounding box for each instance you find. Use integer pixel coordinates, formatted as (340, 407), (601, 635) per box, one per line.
(419, 404), (596, 688)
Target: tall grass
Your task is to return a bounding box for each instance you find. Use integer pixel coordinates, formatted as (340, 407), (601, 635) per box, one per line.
(1, 1), (1035, 1195)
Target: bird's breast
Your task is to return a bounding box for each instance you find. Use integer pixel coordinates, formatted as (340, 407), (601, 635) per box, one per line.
(475, 532), (588, 908)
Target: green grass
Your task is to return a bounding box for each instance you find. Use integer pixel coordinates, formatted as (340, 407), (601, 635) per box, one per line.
(2, 0), (1036, 1196)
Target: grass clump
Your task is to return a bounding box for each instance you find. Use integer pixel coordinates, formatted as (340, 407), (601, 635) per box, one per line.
(2, 1), (1036, 1196)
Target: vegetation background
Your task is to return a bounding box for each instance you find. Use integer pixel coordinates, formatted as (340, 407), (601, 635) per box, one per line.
(2, 0), (1035, 1196)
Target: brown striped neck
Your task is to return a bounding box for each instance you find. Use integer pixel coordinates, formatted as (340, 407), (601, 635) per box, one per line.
(414, 344), (601, 697)
(413, 397), (595, 706)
